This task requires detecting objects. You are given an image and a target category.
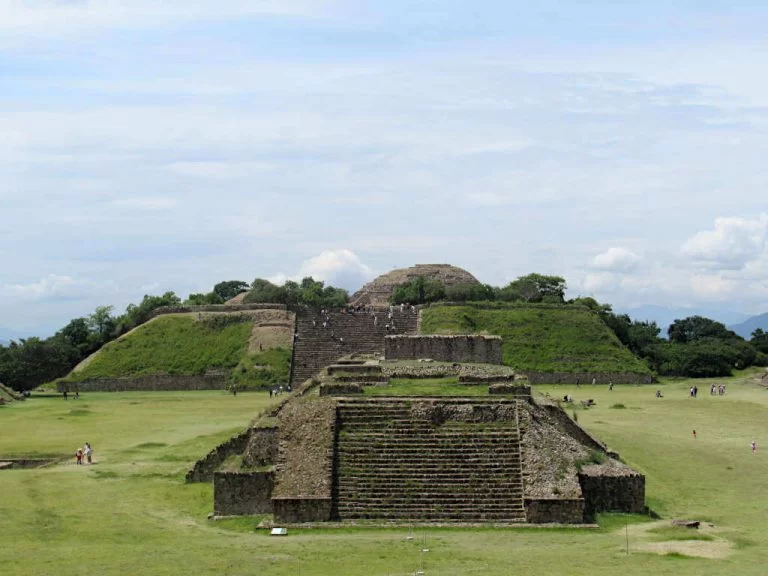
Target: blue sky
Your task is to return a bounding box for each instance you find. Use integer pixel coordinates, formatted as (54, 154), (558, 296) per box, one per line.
(1, 1), (767, 337)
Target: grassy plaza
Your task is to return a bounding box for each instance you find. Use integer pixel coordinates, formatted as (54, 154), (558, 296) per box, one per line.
(2, 372), (767, 575)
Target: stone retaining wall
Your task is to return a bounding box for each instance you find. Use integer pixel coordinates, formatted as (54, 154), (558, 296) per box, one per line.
(489, 383), (531, 398)
(319, 383), (364, 396)
(385, 335), (503, 364)
(150, 303), (287, 318)
(272, 497), (332, 523)
(58, 374), (228, 393)
(242, 427), (278, 468)
(525, 372), (654, 385)
(214, 470), (274, 516)
(540, 403), (609, 454)
(578, 469), (645, 520)
(272, 397), (336, 500)
(186, 428), (252, 483)
(525, 498), (586, 524)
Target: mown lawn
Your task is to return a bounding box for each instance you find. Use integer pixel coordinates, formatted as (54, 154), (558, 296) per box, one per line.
(365, 377), (490, 396)
(421, 303), (651, 375)
(2, 374), (768, 575)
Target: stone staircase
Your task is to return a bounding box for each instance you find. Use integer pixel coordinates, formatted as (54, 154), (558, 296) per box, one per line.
(290, 308), (418, 386)
(333, 398), (527, 522)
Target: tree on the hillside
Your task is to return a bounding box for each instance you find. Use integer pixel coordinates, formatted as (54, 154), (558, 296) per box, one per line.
(751, 328), (768, 354)
(668, 315), (736, 344)
(626, 320), (662, 356)
(445, 283), (496, 302)
(88, 306), (116, 339)
(244, 279), (287, 304)
(185, 292), (224, 305)
(121, 292), (181, 330)
(390, 276), (446, 304)
(0, 336), (77, 392)
(58, 317), (94, 356)
(498, 274), (566, 303)
(213, 280), (249, 301)
(244, 277), (347, 309)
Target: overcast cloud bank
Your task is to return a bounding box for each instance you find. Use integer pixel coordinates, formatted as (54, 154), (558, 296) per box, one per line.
(1, 1), (767, 336)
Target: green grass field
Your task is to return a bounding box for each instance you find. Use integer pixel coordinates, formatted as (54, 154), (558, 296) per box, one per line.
(2, 373), (768, 575)
(365, 377), (489, 396)
(61, 315), (290, 389)
(421, 303), (652, 375)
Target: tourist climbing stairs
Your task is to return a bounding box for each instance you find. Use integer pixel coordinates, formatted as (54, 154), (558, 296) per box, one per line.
(333, 398), (526, 522)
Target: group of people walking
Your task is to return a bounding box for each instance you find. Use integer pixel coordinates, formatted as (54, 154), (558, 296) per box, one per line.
(75, 442), (93, 465)
(268, 385), (290, 397)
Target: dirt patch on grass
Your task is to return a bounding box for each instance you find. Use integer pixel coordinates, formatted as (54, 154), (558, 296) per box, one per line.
(625, 520), (733, 559)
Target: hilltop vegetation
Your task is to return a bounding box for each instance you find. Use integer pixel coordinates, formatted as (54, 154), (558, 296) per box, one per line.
(61, 315), (290, 389)
(421, 303), (652, 374)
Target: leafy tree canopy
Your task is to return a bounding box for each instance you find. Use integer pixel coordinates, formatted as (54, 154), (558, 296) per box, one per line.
(389, 276), (446, 305)
(668, 315), (738, 344)
(213, 280), (249, 301)
(498, 274), (567, 303)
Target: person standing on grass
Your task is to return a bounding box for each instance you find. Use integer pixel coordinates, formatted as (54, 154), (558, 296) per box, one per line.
(693, 429), (697, 439)
(752, 440), (757, 454)
(76, 448), (83, 465)
(84, 442), (93, 464)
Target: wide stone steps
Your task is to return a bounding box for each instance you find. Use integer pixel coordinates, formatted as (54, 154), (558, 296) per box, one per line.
(334, 398), (526, 522)
(334, 507), (526, 522)
(337, 483), (524, 494)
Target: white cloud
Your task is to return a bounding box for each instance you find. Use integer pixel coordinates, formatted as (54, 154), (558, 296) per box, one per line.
(590, 247), (641, 272)
(681, 214), (767, 270)
(581, 272), (615, 293)
(167, 161), (276, 179)
(112, 197), (177, 210)
(269, 249), (375, 291)
(689, 274), (736, 300)
(299, 249), (375, 290)
(0, 274), (104, 302)
(0, 1), (330, 35)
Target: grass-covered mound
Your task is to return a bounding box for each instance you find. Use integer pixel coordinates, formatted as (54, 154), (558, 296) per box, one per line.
(62, 315), (290, 389)
(421, 303), (651, 375)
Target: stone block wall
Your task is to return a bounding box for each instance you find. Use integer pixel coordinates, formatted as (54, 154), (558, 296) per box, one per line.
(214, 470), (274, 516)
(186, 428), (252, 483)
(272, 498), (332, 523)
(58, 374), (227, 393)
(385, 335), (503, 364)
(525, 498), (585, 524)
(242, 427), (278, 468)
(578, 470), (645, 520)
(489, 383), (531, 398)
(540, 404), (609, 454)
(150, 303), (287, 318)
(319, 383), (364, 396)
(272, 397), (336, 501)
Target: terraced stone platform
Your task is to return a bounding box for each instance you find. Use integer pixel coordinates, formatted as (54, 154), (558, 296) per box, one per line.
(333, 398), (526, 522)
(290, 309), (418, 387)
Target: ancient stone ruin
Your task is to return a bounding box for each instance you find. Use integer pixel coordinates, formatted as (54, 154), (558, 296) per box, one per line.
(193, 352), (645, 524)
(351, 264), (480, 306)
(186, 264), (646, 525)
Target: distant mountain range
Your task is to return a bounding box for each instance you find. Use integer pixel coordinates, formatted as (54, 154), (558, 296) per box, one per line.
(729, 313), (768, 339)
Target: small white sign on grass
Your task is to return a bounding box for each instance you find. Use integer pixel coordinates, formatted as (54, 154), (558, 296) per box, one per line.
(270, 527), (288, 536)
